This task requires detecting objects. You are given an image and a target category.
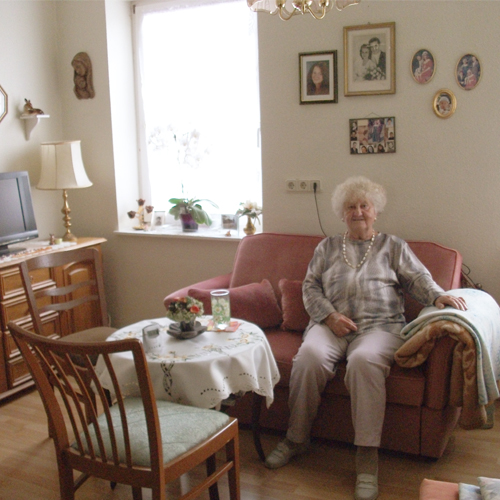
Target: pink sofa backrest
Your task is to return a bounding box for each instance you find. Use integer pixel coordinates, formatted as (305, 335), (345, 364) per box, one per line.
(230, 233), (323, 303)
(405, 240), (463, 322)
(230, 233), (462, 320)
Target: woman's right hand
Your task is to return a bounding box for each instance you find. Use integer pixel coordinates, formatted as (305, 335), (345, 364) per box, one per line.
(324, 312), (358, 337)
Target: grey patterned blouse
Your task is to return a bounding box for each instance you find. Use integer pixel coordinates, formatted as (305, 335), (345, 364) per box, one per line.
(302, 233), (445, 335)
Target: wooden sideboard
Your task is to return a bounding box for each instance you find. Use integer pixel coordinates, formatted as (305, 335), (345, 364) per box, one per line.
(0, 237), (107, 400)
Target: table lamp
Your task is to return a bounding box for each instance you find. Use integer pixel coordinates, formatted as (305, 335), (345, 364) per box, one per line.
(38, 140), (93, 242)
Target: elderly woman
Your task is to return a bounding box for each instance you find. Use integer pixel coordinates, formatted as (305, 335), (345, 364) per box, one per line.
(265, 176), (466, 500)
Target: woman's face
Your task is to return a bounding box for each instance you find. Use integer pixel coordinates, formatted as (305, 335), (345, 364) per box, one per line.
(343, 198), (377, 236)
(311, 66), (323, 85)
(361, 46), (370, 61)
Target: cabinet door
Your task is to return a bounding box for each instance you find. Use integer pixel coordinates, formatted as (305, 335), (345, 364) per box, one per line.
(55, 257), (103, 335)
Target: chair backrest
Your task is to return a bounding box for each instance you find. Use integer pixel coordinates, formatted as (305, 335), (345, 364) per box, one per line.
(19, 246), (110, 336)
(7, 321), (164, 486)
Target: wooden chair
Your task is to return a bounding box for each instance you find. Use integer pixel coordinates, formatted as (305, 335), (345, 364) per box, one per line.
(18, 246), (116, 350)
(7, 321), (240, 500)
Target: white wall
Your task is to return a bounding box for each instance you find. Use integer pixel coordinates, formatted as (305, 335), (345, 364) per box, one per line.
(0, 1), (499, 329)
(259, 0), (500, 295)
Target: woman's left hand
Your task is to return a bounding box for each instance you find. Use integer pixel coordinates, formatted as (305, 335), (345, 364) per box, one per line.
(434, 295), (468, 311)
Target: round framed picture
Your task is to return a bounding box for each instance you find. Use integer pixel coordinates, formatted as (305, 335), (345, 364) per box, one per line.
(456, 54), (481, 90)
(433, 89), (457, 119)
(411, 49), (435, 84)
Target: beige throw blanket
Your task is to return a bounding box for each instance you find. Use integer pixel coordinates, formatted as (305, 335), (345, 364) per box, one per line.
(395, 318), (486, 429)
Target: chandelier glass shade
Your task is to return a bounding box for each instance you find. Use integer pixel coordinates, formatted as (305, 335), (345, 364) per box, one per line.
(247, 0), (361, 21)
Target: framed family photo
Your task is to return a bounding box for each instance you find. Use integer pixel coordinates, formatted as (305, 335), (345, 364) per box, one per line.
(456, 53), (481, 90)
(344, 22), (396, 96)
(350, 117), (395, 154)
(433, 89), (456, 119)
(411, 49), (435, 84)
(299, 51), (338, 104)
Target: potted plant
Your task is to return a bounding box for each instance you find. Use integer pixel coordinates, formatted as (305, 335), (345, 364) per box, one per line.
(168, 197), (218, 232)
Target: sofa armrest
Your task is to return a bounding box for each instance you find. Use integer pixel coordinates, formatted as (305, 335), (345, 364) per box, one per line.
(423, 335), (459, 409)
(163, 273), (232, 308)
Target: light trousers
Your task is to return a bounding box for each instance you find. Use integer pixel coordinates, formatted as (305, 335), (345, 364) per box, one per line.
(286, 323), (405, 447)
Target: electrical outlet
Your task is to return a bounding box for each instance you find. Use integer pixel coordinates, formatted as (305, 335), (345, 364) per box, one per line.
(311, 180), (321, 192)
(286, 179), (322, 192)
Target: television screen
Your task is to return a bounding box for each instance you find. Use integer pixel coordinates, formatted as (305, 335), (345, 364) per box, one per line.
(0, 171), (38, 256)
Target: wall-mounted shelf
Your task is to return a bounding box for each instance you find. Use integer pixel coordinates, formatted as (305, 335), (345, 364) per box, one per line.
(20, 114), (50, 140)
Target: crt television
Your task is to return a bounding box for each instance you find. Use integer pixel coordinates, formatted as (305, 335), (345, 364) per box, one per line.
(0, 171), (39, 256)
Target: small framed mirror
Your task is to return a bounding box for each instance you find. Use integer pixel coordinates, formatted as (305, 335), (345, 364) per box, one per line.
(0, 85), (7, 123)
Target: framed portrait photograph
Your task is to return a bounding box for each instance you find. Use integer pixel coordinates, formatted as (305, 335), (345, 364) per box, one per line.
(153, 210), (166, 227)
(433, 89), (457, 119)
(344, 22), (396, 96)
(350, 117), (395, 154)
(456, 53), (481, 90)
(221, 214), (238, 230)
(411, 49), (435, 84)
(299, 51), (338, 104)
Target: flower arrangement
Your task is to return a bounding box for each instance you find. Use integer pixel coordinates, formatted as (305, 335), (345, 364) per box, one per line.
(235, 200), (263, 225)
(166, 296), (204, 324)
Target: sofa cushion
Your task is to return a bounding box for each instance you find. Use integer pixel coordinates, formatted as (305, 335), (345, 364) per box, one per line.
(279, 279), (310, 332)
(188, 279), (282, 329)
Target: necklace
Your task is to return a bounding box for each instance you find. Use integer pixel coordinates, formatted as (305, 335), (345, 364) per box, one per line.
(342, 231), (376, 269)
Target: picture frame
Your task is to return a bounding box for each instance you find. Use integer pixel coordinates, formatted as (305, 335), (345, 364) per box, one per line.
(411, 49), (435, 84)
(0, 85), (7, 124)
(153, 210), (166, 227)
(299, 51), (338, 104)
(456, 53), (481, 90)
(344, 22), (396, 96)
(350, 117), (395, 154)
(433, 89), (457, 119)
(221, 214), (238, 230)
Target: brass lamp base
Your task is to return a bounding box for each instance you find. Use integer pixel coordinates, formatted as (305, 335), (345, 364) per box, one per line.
(61, 189), (78, 242)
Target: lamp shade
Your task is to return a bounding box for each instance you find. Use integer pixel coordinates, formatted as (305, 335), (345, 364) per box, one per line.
(38, 140), (92, 190)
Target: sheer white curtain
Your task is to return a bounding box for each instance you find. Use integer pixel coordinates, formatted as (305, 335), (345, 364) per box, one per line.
(133, 0), (262, 219)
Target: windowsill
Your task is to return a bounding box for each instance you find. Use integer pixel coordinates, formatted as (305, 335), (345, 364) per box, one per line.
(115, 223), (253, 242)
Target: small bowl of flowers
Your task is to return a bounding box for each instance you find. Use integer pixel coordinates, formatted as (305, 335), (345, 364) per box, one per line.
(165, 296), (207, 339)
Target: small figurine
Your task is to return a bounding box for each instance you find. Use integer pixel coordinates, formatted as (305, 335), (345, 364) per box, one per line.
(128, 199), (154, 230)
(22, 99), (44, 116)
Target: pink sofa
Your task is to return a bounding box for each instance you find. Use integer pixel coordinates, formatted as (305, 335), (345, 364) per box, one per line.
(164, 232), (464, 458)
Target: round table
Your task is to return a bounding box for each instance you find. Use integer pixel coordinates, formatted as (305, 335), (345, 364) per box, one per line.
(96, 317), (280, 410)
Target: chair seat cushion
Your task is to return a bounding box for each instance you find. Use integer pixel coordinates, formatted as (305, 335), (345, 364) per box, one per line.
(60, 327), (117, 364)
(74, 399), (232, 467)
(61, 326), (117, 343)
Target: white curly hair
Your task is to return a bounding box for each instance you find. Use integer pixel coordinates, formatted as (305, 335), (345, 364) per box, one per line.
(331, 176), (387, 219)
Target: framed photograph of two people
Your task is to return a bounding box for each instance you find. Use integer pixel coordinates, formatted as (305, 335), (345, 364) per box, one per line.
(344, 22), (396, 96)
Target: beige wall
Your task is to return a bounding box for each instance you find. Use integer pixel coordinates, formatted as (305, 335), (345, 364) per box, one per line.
(0, 1), (499, 328)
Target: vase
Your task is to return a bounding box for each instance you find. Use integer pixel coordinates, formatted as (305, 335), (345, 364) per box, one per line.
(180, 213), (198, 232)
(180, 319), (196, 332)
(243, 216), (256, 236)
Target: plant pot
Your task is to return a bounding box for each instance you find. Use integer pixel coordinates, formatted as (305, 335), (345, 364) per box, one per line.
(180, 213), (198, 232)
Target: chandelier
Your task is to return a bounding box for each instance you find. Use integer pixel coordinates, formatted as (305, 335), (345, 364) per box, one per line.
(247, 0), (361, 21)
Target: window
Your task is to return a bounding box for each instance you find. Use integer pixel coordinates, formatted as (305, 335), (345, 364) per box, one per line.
(133, 0), (261, 224)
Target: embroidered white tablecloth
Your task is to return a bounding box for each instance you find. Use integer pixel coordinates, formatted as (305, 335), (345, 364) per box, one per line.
(95, 317), (280, 409)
